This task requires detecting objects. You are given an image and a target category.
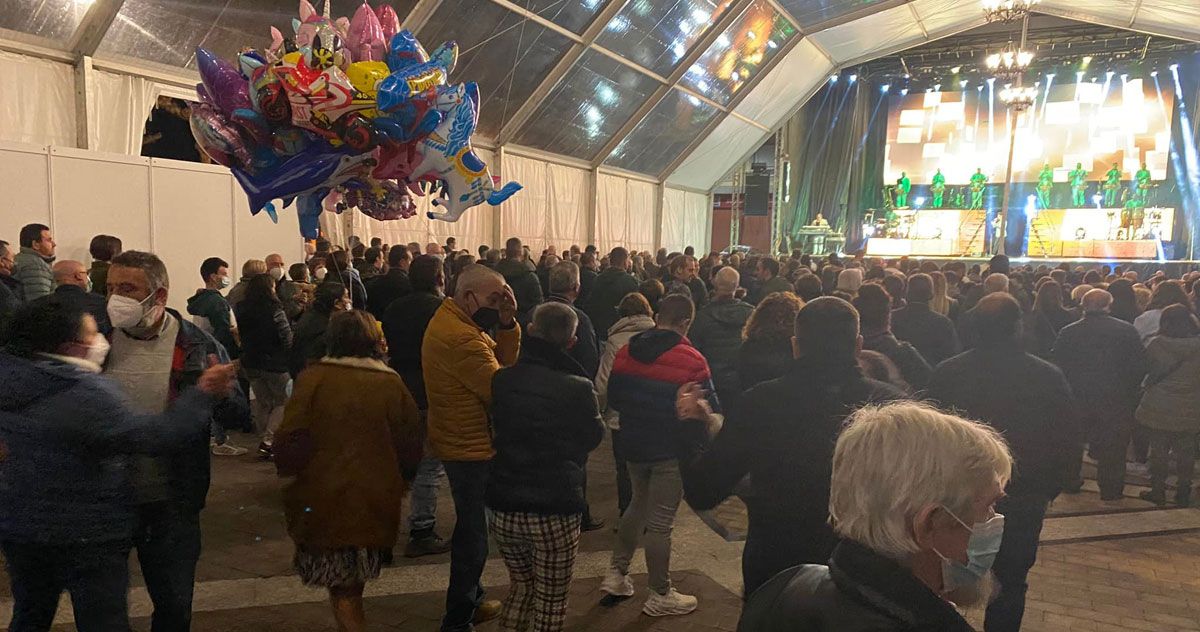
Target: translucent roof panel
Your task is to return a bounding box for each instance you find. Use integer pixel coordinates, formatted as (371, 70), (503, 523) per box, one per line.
(420, 0), (574, 138)
(666, 114), (766, 189)
(1134, 0), (1200, 40)
(678, 0), (797, 106)
(604, 88), (722, 174)
(777, 0), (896, 29)
(514, 49), (661, 161)
(593, 0), (738, 77)
(2, 0), (87, 43)
(512, 0), (614, 34)
(98, 0), (323, 68)
(808, 1), (925, 63)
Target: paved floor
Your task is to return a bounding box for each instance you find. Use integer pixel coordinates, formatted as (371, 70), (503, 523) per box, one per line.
(5, 433), (1200, 631)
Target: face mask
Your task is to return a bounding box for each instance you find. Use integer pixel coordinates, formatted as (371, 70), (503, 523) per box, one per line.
(269, 267), (285, 281)
(219, 276), (231, 289)
(467, 293), (501, 331)
(315, 268), (328, 281)
(107, 293), (155, 330)
(934, 508), (1005, 593)
(84, 336), (111, 368)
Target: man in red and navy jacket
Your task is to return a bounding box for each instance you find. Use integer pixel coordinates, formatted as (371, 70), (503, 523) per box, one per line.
(602, 293), (718, 615)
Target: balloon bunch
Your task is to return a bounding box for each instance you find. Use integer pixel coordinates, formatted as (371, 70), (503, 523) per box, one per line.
(189, 0), (521, 238)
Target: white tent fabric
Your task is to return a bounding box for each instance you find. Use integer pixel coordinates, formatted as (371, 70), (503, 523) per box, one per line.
(89, 70), (158, 155)
(666, 116), (769, 191)
(0, 50), (75, 147)
(499, 153), (590, 253)
(734, 38), (834, 131)
(661, 188), (711, 254)
(596, 174), (657, 253)
(809, 4), (927, 65)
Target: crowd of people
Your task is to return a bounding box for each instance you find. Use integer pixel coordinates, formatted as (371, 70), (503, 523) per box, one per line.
(2, 221), (1199, 632)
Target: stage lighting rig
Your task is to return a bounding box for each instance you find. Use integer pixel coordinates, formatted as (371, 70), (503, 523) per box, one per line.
(981, 0), (1040, 23)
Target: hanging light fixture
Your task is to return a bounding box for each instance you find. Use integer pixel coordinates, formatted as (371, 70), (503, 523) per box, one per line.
(999, 85), (1037, 111)
(985, 45), (1034, 83)
(981, 0), (1040, 23)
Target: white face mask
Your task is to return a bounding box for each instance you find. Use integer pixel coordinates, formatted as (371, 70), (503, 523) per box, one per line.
(269, 266), (285, 281)
(107, 293), (156, 330)
(84, 335), (111, 368)
(219, 275), (231, 289)
(315, 268), (328, 281)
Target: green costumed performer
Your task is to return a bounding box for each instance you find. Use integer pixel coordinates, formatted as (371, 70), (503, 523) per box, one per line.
(1135, 163), (1152, 204)
(969, 168), (987, 210)
(896, 172), (911, 208)
(931, 169), (946, 208)
(1104, 162), (1121, 207)
(1069, 162), (1088, 207)
(1036, 163), (1053, 209)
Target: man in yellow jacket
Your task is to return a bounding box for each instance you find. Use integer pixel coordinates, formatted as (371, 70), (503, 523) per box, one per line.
(423, 263), (520, 631)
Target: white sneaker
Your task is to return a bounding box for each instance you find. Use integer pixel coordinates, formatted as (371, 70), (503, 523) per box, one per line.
(599, 569), (634, 597)
(643, 588), (698, 616)
(212, 443), (248, 456)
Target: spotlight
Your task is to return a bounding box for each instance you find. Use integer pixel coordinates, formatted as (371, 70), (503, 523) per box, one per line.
(1092, 194), (1103, 204)
(1091, 77), (1098, 82)
(934, 83), (941, 91)
(1028, 194), (1037, 203)
(1106, 70), (1114, 78)
(881, 84), (890, 93)
(960, 79), (968, 88)
(1151, 70), (1158, 77)
(987, 77), (996, 84)
(925, 88), (932, 93)
(1121, 73), (1128, 81)
(914, 196), (926, 208)
(830, 74), (838, 82)
(1046, 73), (1055, 79)
(1171, 63), (1179, 71)
(951, 65), (962, 74)
(977, 85), (984, 91)
(1076, 71), (1085, 80)
(849, 74), (857, 83)
(1081, 55), (1092, 68)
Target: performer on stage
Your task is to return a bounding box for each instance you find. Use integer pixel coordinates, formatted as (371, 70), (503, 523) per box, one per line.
(895, 172), (911, 208)
(1123, 195), (1146, 238)
(812, 212), (829, 227)
(1104, 162), (1122, 207)
(1036, 163), (1053, 209)
(1135, 163), (1152, 204)
(931, 169), (946, 208)
(1069, 162), (1088, 207)
(969, 168), (987, 210)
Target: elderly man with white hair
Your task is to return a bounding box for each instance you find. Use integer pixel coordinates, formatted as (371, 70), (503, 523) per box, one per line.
(688, 265), (754, 406)
(738, 402), (1012, 631)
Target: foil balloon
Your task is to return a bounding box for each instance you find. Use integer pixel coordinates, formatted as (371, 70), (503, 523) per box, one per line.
(189, 1), (520, 236)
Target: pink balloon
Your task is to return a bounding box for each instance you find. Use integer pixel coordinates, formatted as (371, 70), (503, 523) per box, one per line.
(376, 4), (400, 41)
(346, 2), (386, 62)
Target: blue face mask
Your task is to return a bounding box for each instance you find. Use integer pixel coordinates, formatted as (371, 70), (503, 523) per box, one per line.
(934, 507), (1005, 593)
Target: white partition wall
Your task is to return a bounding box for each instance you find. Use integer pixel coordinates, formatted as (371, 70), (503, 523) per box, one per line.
(497, 153), (591, 254)
(0, 141), (304, 313)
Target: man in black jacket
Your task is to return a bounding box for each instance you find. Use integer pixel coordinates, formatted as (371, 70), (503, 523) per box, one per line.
(677, 297), (904, 597)
(891, 273), (960, 367)
(487, 302), (604, 632)
(542, 261), (598, 379)
(381, 255), (451, 557)
(494, 238), (543, 321)
(578, 252), (598, 306)
(583, 247), (640, 341)
(1052, 289), (1148, 500)
(40, 260), (111, 336)
(367, 245), (413, 319)
(854, 284), (932, 390)
(689, 266), (753, 407)
(928, 293), (1081, 632)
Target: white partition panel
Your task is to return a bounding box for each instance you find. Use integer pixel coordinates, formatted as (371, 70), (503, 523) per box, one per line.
(50, 147), (152, 263)
(0, 142), (52, 245)
(232, 181), (306, 274)
(151, 161), (237, 310)
(626, 181), (656, 254)
(596, 174), (657, 253)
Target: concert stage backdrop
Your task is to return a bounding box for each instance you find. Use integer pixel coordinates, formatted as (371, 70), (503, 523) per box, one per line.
(884, 79), (1175, 185)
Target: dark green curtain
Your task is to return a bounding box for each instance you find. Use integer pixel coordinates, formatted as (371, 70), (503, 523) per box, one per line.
(780, 81), (889, 249)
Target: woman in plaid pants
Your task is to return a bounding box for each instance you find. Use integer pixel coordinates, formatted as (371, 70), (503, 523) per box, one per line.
(486, 302), (605, 630)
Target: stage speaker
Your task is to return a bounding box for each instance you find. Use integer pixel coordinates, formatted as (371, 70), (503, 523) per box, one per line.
(744, 174), (770, 216)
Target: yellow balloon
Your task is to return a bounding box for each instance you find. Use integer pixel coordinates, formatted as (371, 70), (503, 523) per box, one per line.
(346, 60), (390, 95)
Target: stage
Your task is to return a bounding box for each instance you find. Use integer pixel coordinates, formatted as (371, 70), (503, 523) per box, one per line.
(864, 207), (1176, 259)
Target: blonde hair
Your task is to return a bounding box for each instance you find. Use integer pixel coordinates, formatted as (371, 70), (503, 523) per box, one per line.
(829, 402), (1012, 559)
(242, 259), (267, 278)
